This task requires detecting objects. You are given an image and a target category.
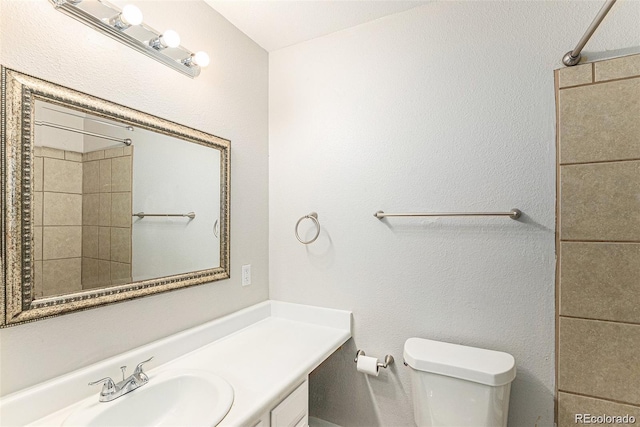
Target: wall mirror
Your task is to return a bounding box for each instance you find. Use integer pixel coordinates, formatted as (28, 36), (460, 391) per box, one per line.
(1, 67), (230, 327)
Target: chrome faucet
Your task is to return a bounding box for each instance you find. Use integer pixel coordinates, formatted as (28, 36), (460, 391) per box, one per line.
(88, 357), (153, 402)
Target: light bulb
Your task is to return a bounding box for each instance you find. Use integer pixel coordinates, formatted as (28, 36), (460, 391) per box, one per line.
(193, 51), (210, 68)
(161, 30), (180, 48)
(121, 5), (143, 26)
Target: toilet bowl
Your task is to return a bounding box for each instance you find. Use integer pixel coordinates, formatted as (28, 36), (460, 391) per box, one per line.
(404, 337), (516, 427)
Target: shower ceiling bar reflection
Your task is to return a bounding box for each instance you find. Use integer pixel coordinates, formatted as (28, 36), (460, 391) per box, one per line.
(562, 0), (617, 66)
(35, 121), (132, 146)
(133, 212), (196, 219)
(374, 209), (522, 220)
(43, 106), (134, 131)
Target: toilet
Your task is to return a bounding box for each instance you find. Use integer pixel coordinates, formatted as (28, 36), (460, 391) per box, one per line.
(404, 337), (516, 427)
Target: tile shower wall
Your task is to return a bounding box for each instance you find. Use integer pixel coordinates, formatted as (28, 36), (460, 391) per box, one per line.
(33, 147), (83, 298)
(556, 53), (640, 423)
(81, 146), (133, 289)
(33, 146), (133, 296)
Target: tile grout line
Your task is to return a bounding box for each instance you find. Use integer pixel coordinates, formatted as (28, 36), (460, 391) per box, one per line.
(81, 256), (130, 264)
(40, 225), (131, 228)
(560, 314), (640, 327)
(553, 68), (561, 426)
(560, 158), (640, 167)
(560, 239), (640, 244)
(37, 190), (83, 195)
(558, 390), (640, 408)
(558, 72), (640, 90)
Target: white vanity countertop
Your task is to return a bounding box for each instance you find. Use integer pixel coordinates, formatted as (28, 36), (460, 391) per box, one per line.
(163, 316), (350, 426)
(1, 301), (351, 427)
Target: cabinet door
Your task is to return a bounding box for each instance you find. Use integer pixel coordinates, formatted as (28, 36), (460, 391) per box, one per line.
(270, 379), (309, 427)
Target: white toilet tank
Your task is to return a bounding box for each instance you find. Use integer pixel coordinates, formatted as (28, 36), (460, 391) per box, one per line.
(404, 338), (516, 427)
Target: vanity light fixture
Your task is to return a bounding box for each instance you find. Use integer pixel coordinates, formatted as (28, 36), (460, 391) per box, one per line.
(110, 4), (143, 30)
(149, 30), (181, 50)
(50, 0), (209, 78)
(182, 51), (210, 68)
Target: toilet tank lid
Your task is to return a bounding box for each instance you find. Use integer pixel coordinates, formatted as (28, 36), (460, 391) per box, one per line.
(403, 338), (516, 386)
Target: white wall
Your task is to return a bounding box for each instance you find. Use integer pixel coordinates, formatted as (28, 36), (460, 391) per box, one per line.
(131, 127), (221, 280)
(0, 0), (269, 396)
(269, 2), (640, 426)
(34, 101), (85, 151)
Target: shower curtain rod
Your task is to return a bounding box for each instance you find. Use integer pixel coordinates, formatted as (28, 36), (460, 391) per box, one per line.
(563, 0), (617, 66)
(42, 106), (134, 131)
(35, 121), (132, 146)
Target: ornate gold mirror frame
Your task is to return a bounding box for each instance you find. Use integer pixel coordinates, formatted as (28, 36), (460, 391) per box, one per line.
(1, 67), (230, 327)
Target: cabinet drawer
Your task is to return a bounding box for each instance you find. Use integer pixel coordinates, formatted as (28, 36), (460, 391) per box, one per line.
(250, 410), (270, 427)
(270, 380), (308, 427)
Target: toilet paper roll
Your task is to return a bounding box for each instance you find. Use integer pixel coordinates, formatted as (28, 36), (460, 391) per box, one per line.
(356, 355), (380, 376)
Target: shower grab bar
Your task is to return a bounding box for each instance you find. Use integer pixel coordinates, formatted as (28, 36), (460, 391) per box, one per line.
(35, 121), (132, 146)
(374, 209), (522, 220)
(133, 212), (196, 219)
(562, 0), (617, 66)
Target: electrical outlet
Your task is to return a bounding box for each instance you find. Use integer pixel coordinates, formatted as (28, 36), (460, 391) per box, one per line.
(241, 264), (251, 286)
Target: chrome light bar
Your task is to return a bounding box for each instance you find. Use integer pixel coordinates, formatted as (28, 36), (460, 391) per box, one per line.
(50, 0), (209, 78)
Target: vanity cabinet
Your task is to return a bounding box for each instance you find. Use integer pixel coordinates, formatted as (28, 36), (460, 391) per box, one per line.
(3, 302), (350, 427)
(252, 378), (309, 427)
(271, 378), (309, 427)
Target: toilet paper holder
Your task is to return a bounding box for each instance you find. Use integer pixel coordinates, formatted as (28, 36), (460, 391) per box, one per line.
(354, 350), (394, 369)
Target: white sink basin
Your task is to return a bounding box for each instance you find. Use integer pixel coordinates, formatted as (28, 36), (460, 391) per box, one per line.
(62, 369), (233, 427)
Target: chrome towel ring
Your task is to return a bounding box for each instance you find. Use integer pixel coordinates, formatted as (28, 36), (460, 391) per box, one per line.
(295, 212), (321, 244)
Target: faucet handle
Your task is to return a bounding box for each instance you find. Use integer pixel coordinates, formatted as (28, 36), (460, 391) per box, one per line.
(133, 356), (154, 376)
(88, 377), (116, 396)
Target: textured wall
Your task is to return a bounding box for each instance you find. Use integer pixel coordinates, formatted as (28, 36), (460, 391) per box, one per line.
(0, 0), (269, 396)
(556, 54), (640, 424)
(269, 2), (640, 426)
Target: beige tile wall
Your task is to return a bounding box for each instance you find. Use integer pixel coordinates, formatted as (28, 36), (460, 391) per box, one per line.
(33, 147), (83, 298)
(556, 53), (640, 425)
(33, 146), (133, 297)
(81, 146), (132, 289)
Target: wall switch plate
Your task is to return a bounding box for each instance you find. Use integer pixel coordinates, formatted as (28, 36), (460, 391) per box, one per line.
(241, 264), (251, 286)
